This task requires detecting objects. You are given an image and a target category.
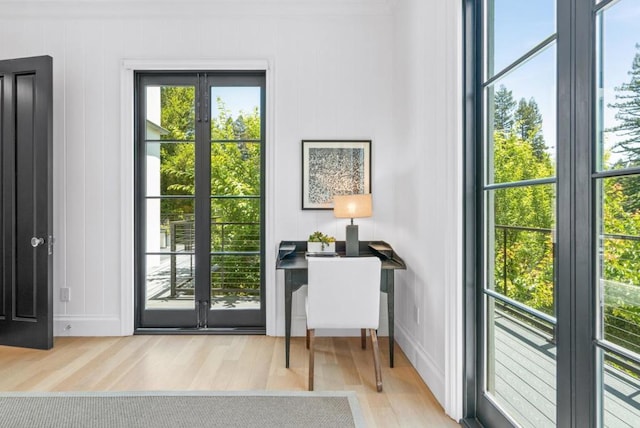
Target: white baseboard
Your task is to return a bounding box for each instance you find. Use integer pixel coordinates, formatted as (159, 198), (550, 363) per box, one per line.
(394, 322), (446, 408)
(54, 315), (123, 337)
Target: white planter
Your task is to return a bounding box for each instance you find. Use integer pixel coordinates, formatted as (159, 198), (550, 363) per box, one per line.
(307, 241), (335, 253)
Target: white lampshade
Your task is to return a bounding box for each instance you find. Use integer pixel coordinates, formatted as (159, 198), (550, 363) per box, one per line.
(333, 194), (372, 219)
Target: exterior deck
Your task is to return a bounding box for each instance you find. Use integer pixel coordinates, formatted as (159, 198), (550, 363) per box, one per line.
(492, 313), (640, 427)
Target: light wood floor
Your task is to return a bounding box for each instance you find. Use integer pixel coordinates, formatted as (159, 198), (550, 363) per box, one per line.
(0, 335), (458, 427)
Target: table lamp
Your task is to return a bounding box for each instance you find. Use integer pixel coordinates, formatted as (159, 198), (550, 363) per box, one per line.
(333, 193), (372, 256)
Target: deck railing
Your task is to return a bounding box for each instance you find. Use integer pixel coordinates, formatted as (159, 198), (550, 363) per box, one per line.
(494, 225), (640, 367)
(167, 219), (260, 299)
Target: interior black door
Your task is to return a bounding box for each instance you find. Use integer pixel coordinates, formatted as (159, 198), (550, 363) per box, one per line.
(0, 56), (53, 349)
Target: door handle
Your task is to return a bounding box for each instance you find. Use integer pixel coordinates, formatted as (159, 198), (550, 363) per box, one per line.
(31, 237), (45, 247)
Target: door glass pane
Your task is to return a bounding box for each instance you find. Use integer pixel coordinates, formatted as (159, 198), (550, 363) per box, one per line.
(601, 350), (640, 427)
(145, 86), (195, 141)
(209, 85), (262, 315)
(145, 199), (194, 253)
(485, 183), (556, 426)
(211, 86), (261, 140)
(485, 295), (557, 428)
(596, 173), (640, 425)
(595, 1), (640, 422)
(595, 0), (640, 172)
(145, 254), (195, 309)
(210, 254), (260, 310)
(210, 196), (259, 314)
(146, 142), (195, 196)
(486, 184), (556, 310)
(597, 174), (640, 353)
(485, 0), (556, 78)
(211, 142), (261, 196)
(211, 198), (260, 253)
(485, 45), (557, 184)
(482, 0), (558, 422)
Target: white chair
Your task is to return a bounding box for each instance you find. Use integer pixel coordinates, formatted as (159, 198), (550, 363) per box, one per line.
(305, 256), (383, 392)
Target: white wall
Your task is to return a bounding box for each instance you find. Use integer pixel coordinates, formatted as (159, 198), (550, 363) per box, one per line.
(0, 0), (462, 420)
(391, 0), (463, 420)
(0, 0), (397, 333)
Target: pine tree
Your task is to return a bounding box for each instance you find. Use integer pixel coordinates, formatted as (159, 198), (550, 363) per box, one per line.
(514, 97), (547, 160)
(494, 84), (516, 133)
(609, 43), (640, 164)
(609, 44), (640, 213)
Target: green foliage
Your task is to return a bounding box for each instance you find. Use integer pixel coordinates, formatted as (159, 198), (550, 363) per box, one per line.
(157, 88), (262, 294)
(308, 231), (336, 244)
(161, 86), (195, 141)
(603, 279), (640, 355)
(600, 176), (640, 354)
(492, 80), (640, 351)
(492, 131), (555, 314)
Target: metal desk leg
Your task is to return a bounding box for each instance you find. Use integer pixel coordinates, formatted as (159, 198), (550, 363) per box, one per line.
(285, 271), (293, 368)
(387, 273), (395, 368)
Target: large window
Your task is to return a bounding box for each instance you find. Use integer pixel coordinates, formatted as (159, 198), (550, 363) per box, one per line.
(482, 1), (558, 426)
(595, 1), (640, 425)
(465, 0), (640, 426)
(135, 72), (265, 331)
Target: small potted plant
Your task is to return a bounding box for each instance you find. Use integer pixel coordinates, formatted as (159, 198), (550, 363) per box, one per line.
(307, 231), (336, 253)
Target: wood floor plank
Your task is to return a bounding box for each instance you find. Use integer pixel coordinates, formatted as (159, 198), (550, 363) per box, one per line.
(0, 336), (458, 427)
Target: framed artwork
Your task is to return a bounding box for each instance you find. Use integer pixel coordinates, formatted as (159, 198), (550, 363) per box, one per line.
(301, 140), (372, 210)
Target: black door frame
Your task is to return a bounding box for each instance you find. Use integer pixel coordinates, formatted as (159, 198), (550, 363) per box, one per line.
(463, 0), (600, 426)
(134, 71), (266, 333)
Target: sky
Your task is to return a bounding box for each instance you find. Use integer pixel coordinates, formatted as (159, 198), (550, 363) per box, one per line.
(489, 0), (640, 166)
(599, 0), (640, 166)
(490, 0), (556, 153)
(211, 86), (261, 122)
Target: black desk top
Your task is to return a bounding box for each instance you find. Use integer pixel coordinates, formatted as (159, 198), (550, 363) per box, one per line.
(275, 240), (407, 270)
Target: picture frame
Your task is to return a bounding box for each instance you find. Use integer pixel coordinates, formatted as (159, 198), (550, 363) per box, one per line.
(301, 140), (372, 210)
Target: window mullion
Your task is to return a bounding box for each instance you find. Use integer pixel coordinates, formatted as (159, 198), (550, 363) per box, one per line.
(194, 74), (212, 316)
(556, 0), (598, 426)
(575, 0), (598, 426)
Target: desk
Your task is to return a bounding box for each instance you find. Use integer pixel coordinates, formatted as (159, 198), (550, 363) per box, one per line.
(276, 240), (406, 368)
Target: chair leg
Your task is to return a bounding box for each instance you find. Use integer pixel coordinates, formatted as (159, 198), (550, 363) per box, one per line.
(306, 327), (310, 350)
(308, 329), (315, 391)
(361, 328), (366, 349)
(369, 329), (383, 392)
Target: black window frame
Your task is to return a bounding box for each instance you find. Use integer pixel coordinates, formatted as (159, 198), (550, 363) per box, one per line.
(462, 0), (634, 426)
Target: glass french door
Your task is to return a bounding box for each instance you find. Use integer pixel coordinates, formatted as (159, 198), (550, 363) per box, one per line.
(594, 0), (640, 425)
(467, 0), (640, 426)
(135, 72), (265, 330)
(477, 1), (558, 426)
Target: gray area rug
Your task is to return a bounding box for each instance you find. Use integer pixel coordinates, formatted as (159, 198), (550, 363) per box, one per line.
(0, 390), (366, 428)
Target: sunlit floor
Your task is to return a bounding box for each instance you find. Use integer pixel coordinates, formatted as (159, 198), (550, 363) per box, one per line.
(0, 335), (458, 428)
